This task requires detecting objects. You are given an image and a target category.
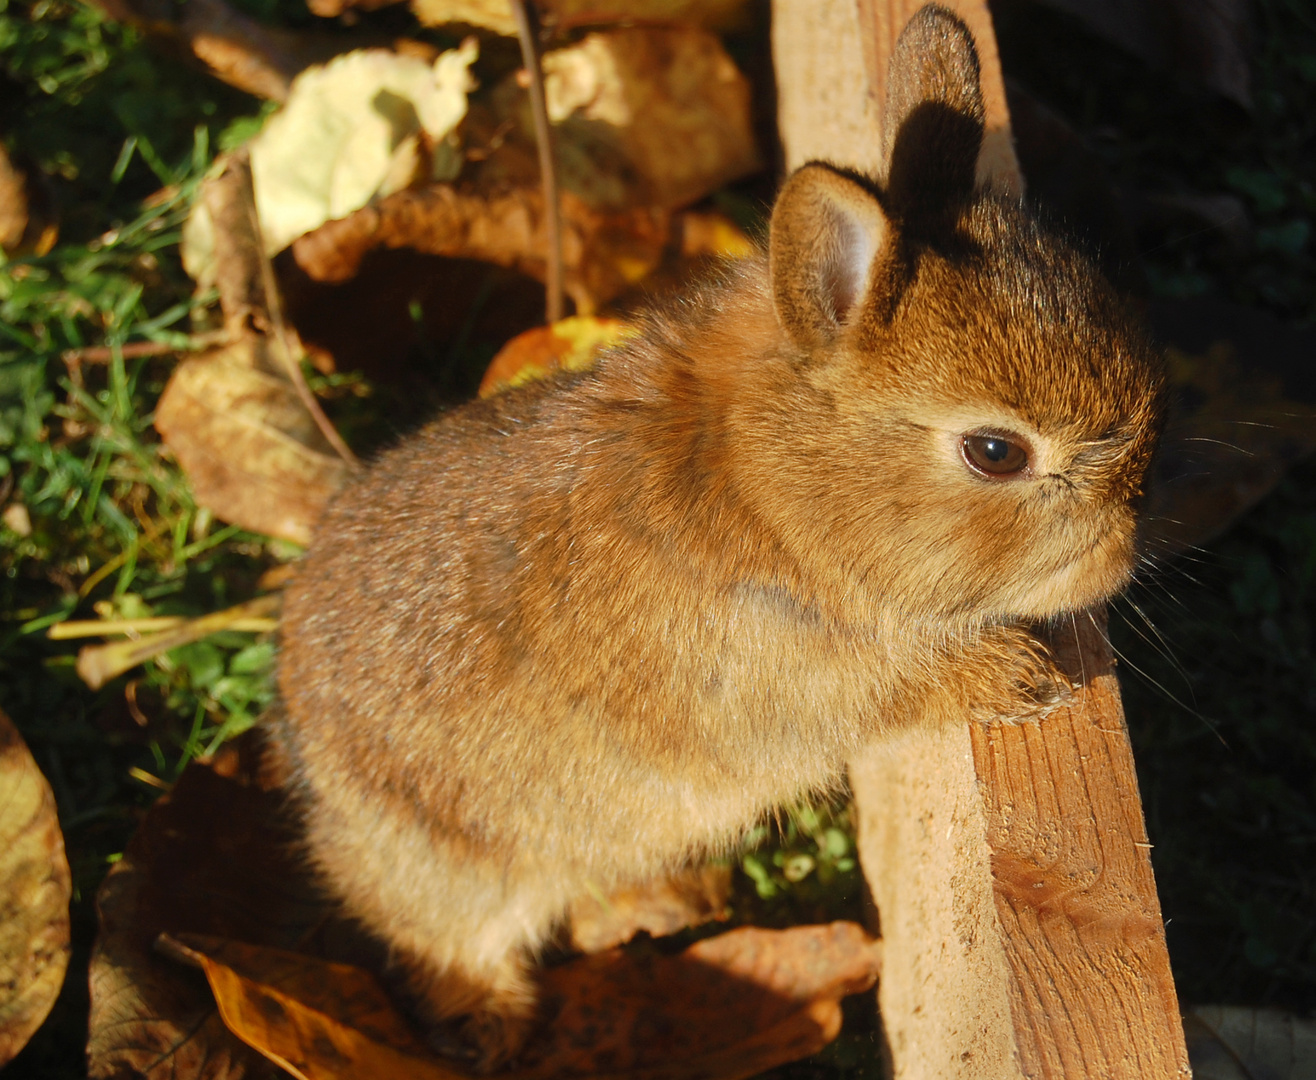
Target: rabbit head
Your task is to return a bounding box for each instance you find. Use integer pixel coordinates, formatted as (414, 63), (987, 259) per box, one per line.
(753, 5), (1165, 626)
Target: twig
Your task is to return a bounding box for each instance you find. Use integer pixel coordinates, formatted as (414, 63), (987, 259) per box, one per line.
(232, 155), (362, 471)
(512, 0), (565, 325)
(73, 594), (281, 690)
(50, 615), (279, 640)
(61, 332), (226, 367)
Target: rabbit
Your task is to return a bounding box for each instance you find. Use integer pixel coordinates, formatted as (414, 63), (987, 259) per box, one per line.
(268, 3), (1165, 1069)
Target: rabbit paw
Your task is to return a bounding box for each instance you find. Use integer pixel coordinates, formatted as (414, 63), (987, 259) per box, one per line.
(968, 626), (1072, 725)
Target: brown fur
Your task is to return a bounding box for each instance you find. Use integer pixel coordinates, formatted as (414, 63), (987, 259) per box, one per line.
(269, 5), (1165, 1068)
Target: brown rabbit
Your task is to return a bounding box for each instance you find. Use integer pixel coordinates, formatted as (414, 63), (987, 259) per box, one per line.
(270, 4), (1165, 1069)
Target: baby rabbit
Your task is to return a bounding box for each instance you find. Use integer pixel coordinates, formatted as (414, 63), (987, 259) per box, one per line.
(270, 4), (1164, 1069)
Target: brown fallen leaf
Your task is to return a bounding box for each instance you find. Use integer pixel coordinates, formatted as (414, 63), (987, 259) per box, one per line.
(0, 709), (71, 1067)
(154, 335), (353, 545)
(678, 210), (755, 261)
(160, 922), (881, 1080)
(290, 183), (672, 314)
(566, 863), (732, 954)
(88, 734), (330, 1080)
(286, 20), (759, 312)
(478, 315), (638, 397)
(523, 921), (883, 1079)
(530, 27), (762, 211)
(1183, 1005), (1316, 1080)
(160, 934), (464, 1080)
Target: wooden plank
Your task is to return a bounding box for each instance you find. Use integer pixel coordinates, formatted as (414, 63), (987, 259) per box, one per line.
(971, 617), (1189, 1077)
(771, 2), (1192, 1076)
(772, 0), (1020, 188)
(851, 722), (1025, 1080)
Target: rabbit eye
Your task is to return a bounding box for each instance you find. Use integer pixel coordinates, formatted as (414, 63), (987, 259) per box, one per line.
(962, 433), (1029, 478)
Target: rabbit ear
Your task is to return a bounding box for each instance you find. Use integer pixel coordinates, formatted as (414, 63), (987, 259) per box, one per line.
(769, 164), (891, 350)
(882, 5), (986, 217)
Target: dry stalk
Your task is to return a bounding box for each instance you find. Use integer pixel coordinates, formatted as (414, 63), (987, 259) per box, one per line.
(511, 0), (565, 324)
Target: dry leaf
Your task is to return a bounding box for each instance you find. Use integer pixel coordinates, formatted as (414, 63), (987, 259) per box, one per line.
(478, 315), (638, 397)
(567, 864), (732, 954)
(159, 934), (464, 1080)
(88, 735), (329, 1080)
(309, 0), (404, 17)
(411, 0), (755, 33)
(160, 923), (880, 1080)
(679, 210), (754, 260)
(0, 709), (71, 1066)
(154, 335), (353, 545)
(250, 42), (479, 254)
(286, 24), (760, 311)
(412, 0), (518, 32)
(1184, 1005), (1316, 1080)
(522, 921), (883, 1079)
(290, 183), (672, 313)
(534, 27), (761, 211)
(183, 152), (276, 340)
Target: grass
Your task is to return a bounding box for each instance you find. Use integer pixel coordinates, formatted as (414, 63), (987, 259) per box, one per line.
(0, 0), (1313, 1076)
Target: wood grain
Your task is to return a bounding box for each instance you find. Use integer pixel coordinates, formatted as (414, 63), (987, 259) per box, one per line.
(973, 617), (1191, 1077)
(773, 0), (1020, 189)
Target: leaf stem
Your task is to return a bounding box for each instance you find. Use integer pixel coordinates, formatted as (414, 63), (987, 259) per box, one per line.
(512, 0), (565, 325)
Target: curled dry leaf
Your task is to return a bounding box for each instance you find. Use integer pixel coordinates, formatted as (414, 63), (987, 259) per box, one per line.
(285, 23), (758, 311)
(308, 0), (403, 16)
(1183, 1005), (1316, 1080)
(290, 184), (672, 313)
(0, 709), (71, 1066)
(250, 41), (479, 254)
(154, 335), (353, 545)
(158, 934), (464, 1080)
(411, 0), (519, 33)
(160, 922), (880, 1080)
(566, 863), (732, 954)
(88, 734), (329, 1080)
(478, 315), (639, 397)
(536, 27), (762, 211)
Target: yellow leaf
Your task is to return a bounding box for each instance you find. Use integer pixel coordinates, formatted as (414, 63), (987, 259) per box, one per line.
(251, 42), (479, 254)
(161, 935), (463, 1080)
(0, 710), (70, 1066)
(479, 316), (639, 398)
